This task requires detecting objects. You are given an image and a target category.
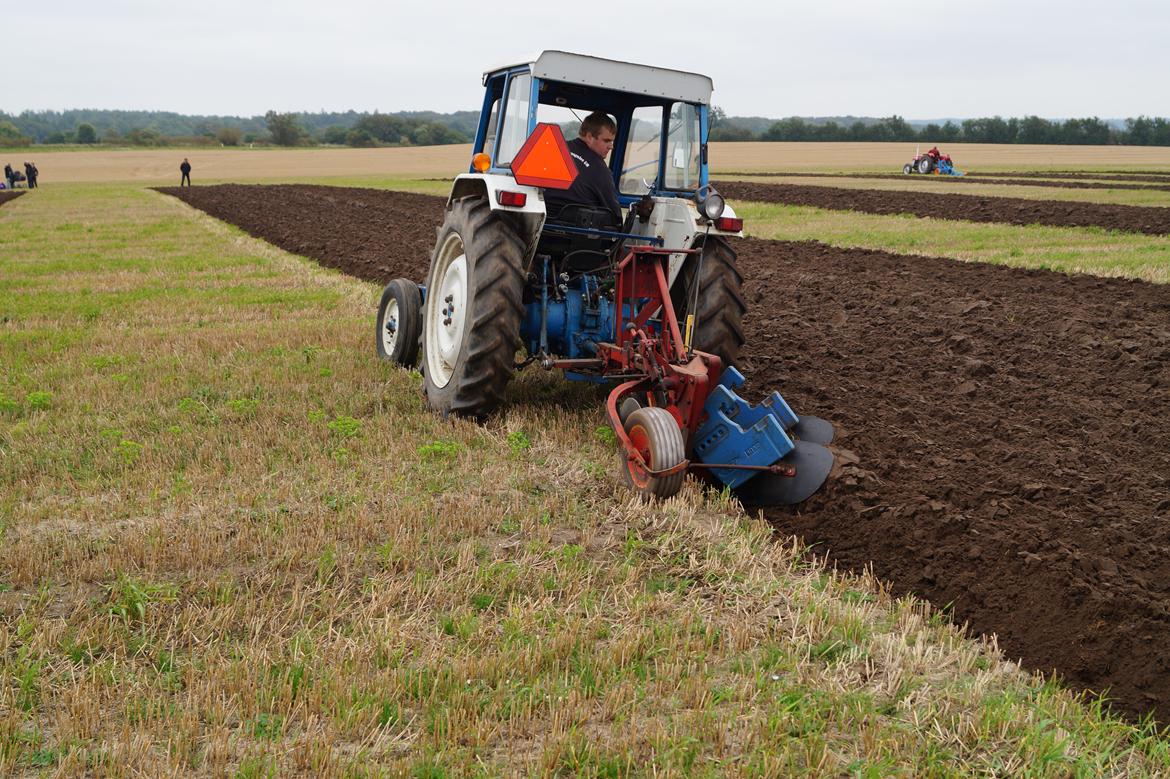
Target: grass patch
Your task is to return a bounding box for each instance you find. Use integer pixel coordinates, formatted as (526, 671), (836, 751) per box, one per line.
(721, 172), (1170, 207)
(737, 201), (1170, 283)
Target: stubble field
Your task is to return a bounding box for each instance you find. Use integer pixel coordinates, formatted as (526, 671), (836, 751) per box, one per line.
(14, 140), (1170, 185)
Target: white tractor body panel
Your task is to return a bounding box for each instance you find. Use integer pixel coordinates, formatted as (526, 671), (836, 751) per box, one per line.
(484, 51), (713, 105)
(627, 198), (744, 286)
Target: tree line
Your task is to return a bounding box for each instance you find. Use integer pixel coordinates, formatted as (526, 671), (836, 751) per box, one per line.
(0, 109), (479, 148)
(5, 107), (1170, 148)
(710, 113), (1170, 146)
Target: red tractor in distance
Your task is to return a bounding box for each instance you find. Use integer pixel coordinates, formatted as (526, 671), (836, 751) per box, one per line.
(903, 146), (963, 176)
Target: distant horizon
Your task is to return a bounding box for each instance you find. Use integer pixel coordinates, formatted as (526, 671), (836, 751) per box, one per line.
(4, 107), (1164, 124)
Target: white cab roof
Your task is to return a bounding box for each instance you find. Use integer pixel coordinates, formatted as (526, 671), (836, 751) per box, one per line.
(483, 51), (713, 105)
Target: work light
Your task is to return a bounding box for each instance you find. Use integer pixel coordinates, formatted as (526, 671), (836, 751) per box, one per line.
(695, 185), (725, 221)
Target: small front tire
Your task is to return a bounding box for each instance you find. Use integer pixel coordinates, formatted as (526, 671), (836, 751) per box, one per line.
(621, 407), (686, 500)
(376, 278), (422, 366)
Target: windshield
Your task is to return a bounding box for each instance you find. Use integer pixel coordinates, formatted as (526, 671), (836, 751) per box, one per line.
(663, 102), (701, 191)
(619, 105), (663, 195)
(497, 73), (532, 167)
(620, 102), (702, 194)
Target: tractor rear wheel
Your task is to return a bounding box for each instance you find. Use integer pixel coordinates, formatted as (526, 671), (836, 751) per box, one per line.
(422, 197), (526, 419)
(916, 156), (934, 174)
(621, 406), (686, 500)
(672, 235), (746, 368)
(376, 278), (422, 366)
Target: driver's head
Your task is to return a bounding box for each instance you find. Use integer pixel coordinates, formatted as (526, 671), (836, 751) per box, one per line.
(579, 112), (617, 159)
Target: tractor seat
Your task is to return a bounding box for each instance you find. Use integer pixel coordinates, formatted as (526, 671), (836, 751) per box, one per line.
(546, 204), (620, 231)
(539, 204), (621, 267)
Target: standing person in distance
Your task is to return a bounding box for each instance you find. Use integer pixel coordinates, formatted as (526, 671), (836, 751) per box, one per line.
(180, 158), (192, 187)
(3, 163), (12, 190)
(24, 162), (37, 189)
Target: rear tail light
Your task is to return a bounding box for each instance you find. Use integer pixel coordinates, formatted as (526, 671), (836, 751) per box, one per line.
(497, 190), (527, 207)
(715, 216), (743, 232)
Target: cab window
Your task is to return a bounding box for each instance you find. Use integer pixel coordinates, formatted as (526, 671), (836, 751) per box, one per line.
(535, 103), (582, 143)
(496, 74), (532, 166)
(663, 102), (701, 191)
(481, 99), (499, 161)
(620, 105), (663, 195)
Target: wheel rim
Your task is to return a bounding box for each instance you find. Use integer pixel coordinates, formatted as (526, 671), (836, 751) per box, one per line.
(426, 232), (469, 389)
(380, 298), (400, 356)
(625, 423), (652, 489)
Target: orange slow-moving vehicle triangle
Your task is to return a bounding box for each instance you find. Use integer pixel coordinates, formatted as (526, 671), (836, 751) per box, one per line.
(511, 123), (579, 190)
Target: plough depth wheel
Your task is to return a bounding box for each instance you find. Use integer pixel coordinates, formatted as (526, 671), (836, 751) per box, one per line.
(621, 406), (686, 500)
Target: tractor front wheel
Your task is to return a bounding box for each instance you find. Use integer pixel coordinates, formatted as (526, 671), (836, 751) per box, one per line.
(621, 406), (686, 500)
(673, 235), (746, 369)
(903, 163), (913, 175)
(422, 198), (526, 419)
(376, 278), (422, 366)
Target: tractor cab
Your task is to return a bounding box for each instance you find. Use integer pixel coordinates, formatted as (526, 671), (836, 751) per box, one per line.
(447, 51), (743, 274)
(473, 52), (710, 207)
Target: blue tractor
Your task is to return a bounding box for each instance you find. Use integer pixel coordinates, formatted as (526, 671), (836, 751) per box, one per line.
(376, 51), (835, 504)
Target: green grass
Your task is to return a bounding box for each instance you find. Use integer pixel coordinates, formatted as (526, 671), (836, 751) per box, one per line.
(300, 175), (452, 194)
(719, 173), (1170, 207)
(1, 184), (1167, 775)
(735, 201), (1170, 283)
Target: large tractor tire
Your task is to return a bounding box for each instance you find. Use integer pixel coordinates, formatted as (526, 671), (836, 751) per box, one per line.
(672, 235), (746, 369)
(421, 197), (526, 419)
(916, 156), (934, 174)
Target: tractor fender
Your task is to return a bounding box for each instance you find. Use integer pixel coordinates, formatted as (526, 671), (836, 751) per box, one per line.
(445, 173), (545, 270)
(678, 202), (744, 281)
(446, 173), (547, 219)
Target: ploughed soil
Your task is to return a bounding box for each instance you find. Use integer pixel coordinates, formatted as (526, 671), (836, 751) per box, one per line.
(716, 181), (1170, 235)
(157, 184), (440, 282)
(159, 184), (1170, 723)
(0, 191), (25, 207)
(721, 171), (1170, 193)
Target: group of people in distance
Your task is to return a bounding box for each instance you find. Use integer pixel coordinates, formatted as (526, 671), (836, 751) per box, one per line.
(2, 162), (37, 190)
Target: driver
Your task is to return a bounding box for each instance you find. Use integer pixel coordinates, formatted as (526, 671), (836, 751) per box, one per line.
(544, 112), (622, 227)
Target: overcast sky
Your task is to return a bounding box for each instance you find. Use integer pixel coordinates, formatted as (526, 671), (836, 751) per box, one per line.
(4, 0), (1168, 119)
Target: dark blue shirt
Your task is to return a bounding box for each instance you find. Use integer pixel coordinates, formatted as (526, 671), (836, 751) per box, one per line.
(543, 137), (622, 226)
